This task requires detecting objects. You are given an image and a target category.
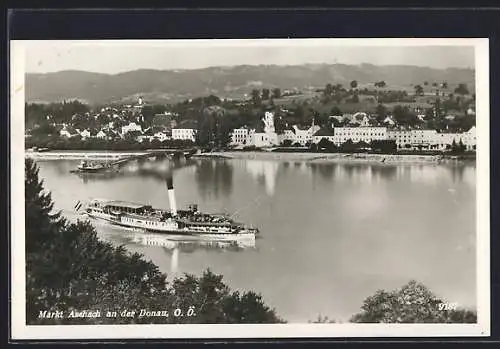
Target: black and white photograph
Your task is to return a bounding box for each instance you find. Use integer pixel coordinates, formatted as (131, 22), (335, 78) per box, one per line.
(10, 38), (490, 339)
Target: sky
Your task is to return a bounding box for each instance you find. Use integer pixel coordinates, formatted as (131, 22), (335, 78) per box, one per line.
(21, 39), (476, 74)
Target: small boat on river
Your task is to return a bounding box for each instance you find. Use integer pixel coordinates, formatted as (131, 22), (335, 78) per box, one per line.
(70, 160), (109, 173)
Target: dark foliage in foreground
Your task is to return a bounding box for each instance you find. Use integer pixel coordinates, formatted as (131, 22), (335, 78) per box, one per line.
(350, 280), (477, 323)
(25, 158), (284, 325)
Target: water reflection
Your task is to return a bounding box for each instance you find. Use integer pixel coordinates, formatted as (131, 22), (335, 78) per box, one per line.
(245, 160), (280, 196)
(129, 231), (256, 250)
(194, 160), (234, 199)
(450, 165), (465, 183)
(308, 163), (338, 181)
(70, 158), (197, 183)
(303, 162), (475, 186)
(371, 165), (398, 181)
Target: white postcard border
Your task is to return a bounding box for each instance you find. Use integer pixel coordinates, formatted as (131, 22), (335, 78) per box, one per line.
(10, 38), (490, 339)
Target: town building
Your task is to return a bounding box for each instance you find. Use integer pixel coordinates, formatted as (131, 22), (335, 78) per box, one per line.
(387, 127), (476, 151)
(332, 126), (387, 146)
(172, 120), (197, 142)
(153, 113), (177, 132)
(154, 131), (170, 142)
(462, 126), (476, 151)
(79, 129), (91, 140)
(231, 127), (250, 146)
(248, 111), (279, 147)
(352, 112), (371, 127)
(383, 115), (396, 126)
(59, 125), (76, 138)
(279, 119), (320, 146)
(431, 131), (468, 151)
(96, 130), (107, 139)
(121, 122), (143, 136)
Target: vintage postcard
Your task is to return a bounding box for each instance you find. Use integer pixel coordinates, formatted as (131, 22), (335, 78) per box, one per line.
(10, 38), (490, 339)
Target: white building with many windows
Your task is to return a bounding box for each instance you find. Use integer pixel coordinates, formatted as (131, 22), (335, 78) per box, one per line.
(387, 127), (476, 151)
(332, 126), (387, 146)
(231, 127), (250, 146)
(172, 128), (196, 142)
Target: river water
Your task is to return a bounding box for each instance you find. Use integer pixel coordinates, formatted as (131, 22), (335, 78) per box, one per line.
(35, 157), (477, 323)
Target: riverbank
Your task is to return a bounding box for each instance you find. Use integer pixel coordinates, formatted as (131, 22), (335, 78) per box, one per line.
(25, 150), (149, 160)
(193, 151), (476, 164)
(25, 149), (475, 164)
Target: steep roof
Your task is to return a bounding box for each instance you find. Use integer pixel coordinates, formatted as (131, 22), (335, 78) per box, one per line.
(175, 119), (197, 129)
(294, 125), (311, 131)
(313, 127), (335, 137)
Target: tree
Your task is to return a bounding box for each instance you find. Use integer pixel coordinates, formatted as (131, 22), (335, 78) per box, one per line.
(350, 80), (358, 89)
(281, 139), (292, 147)
(330, 106), (342, 116)
(272, 88), (281, 99)
(414, 85), (424, 96)
(317, 138), (336, 152)
(25, 158), (65, 254)
(251, 89), (261, 105)
(454, 83), (470, 95)
(393, 105), (419, 126)
(424, 108), (435, 121)
(204, 95), (222, 106)
(262, 89), (270, 101)
(441, 82), (448, 89)
(451, 139), (466, 153)
(371, 140), (396, 153)
(375, 104), (388, 123)
(350, 281), (477, 323)
(424, 81), (429, 86)
(324, 83), (334, 96)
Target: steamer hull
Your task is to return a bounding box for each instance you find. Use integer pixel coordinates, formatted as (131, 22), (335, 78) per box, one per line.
(76, 174), (259, 240)
(80, 199), (258, 240)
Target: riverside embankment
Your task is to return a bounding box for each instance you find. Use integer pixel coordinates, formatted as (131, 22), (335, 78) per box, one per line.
(193, 151), (476, 164)
(25, 150), (148, 160)
(25, 149), (475, 164)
